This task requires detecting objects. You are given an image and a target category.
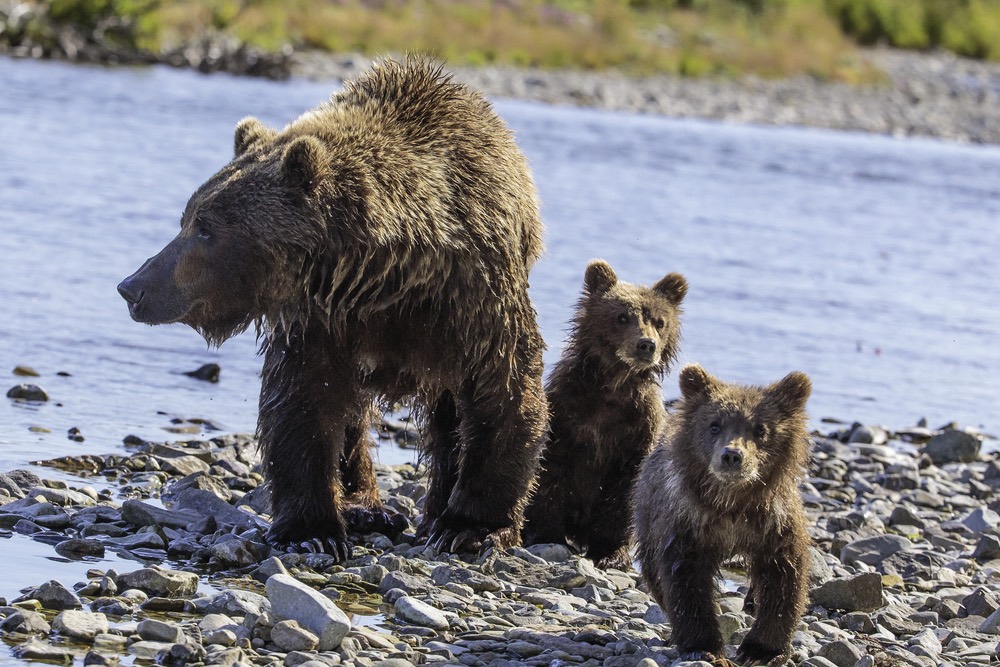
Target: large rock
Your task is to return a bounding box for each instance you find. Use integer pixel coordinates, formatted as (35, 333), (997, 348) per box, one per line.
(7, 384), (49, 401)
(961, 508), (1000, 534)
(266, 574), (350, 651)
(31, 579), (83, 610)
(52, 610), (109, 640)
(0, 609), (51, 635)
(394, 596), (449, 630)
(192, 589), (270, 617)
(811, 572), (884, 612)
(137, 619), (185, 643)
(121, 499), (200, 529)
(173, 488), (256, 529)
(840, 534), (912, 566)
(921, 429), (981, 464)
(11, 638), (73, 662)
(115, 566), (199, 598)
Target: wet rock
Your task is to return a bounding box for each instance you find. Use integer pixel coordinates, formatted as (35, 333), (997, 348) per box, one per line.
(11, 638), (74, 662)
(812, 572), (884, 611)
(27, 486), (95, 506)
(208, 537), (268, 567)
(922, 429), (981, 464)
(115, 566), (198, 598)
(84, 650), (120, 667)
(52, 609), (109, 640)
(266, 573), (350, 651)
(121, 499), (200, 529)
(0, 609), (51, 635)
(817, 639), (865, 667)
(30, 579), (83, 609)
(13, 365), (40, 377)
(193, 589), (270, 616)
(394, 596), (450, 630)
(54, 537), (106, 558)
(137, 618), (185, 643)
(184, 363), (220, 382)
(158, 455), (211, 476)
(7, 384), (48, 401)
(271, 619), (320, 652)
(173, 488), (256, 529)
(156, 641), (207, 666)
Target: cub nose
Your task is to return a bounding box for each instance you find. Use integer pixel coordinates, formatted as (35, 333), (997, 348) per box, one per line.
(720, 447), (743, 469)
(636, 338), (656, 356)
(117, 277), (144, 305)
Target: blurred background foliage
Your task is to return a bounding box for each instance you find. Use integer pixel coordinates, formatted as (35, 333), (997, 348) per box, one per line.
(35, 0), (1000, 79)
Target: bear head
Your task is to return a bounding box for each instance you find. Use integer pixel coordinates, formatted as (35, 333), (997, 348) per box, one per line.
(574, 259), (687, 375)
(676, 364), (811, 488)
(117, 117), (340, 345)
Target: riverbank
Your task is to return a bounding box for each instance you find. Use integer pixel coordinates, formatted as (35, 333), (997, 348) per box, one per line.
(1, 417), (998, 666)
(294, 49), (1000, 145)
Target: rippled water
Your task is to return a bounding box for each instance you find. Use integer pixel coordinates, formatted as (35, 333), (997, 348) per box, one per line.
(1, 56), (999, 612)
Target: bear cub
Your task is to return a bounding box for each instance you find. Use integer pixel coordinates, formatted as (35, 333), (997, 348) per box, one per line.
(523, 259), (687, 570)
(634, 364), (812, 665)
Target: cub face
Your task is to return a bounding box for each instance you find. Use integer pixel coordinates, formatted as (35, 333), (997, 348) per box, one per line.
(580, 260), (687, 373)
(677, 364), (812, 486)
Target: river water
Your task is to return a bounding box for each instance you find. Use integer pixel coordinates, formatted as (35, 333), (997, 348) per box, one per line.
(1, 57), (999, 608)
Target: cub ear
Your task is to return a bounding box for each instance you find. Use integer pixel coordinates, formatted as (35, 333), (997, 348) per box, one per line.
(654, 272), (688, 306)
(769, 371), (812, 414)
(584, 260), (618, 295)
(679, 364), (716, 400)
(234, 117), (277, 157)
(281, 136), (329, 194)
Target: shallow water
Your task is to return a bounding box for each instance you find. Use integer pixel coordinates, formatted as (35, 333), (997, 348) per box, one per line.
(1, 56), (999, 629)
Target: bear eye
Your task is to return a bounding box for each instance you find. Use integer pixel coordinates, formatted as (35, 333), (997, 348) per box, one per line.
(617, 313), (629, 325)
(709, 421), (721, 435)
(753, 424), (767, 439)
(654, 318), (665, 330)
(195, 220), (212, 241)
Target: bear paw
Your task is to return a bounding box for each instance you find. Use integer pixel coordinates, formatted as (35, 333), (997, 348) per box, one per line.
(420, 518), (519, 555)
(735, 639), (787, 666)
(678, 650), (737, 667)
(344, 506), (409, 537)
(265, 529), (353, 562)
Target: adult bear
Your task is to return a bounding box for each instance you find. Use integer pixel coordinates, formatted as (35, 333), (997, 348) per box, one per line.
(118, 57), (548, 560)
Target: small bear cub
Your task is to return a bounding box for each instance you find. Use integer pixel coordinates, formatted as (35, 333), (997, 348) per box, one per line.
(523, 259), (688, 570)
(634, 364), (812, 665)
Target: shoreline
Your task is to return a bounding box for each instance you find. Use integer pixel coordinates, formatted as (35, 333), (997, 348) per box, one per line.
(1, 418), (999, 666)
(291, 49), (1000, 145)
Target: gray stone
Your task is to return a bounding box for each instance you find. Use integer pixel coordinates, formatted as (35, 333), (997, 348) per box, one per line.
(137, 618), (184, 643)
(525, 543), (574, 562)
(209, 537), (268, 567)
(115, 566), (199, 597)
(378, 570), (435, 595)
(31, 579), (83, 610)
(922, 429), (981, 464)
(121, 499), (200, 529)
(840, 534), (913, 565)
(195, 589), (271, 616)
(394, 596), (449, 630)
(492, 554), (586, 591)
(7, 384), (49, 401)
(26, 486), (95, 506)
(0, 609), (51, 635)
(52, 609), (109, 640)
(174, 488), (256, 529)
(266, 573), (351, 651)
(963, 589), (1000, 618)
(973, 534), (1000, 560)
(251, 556), (289, 583)
(84, 650), (120, 667)
(979, 607), (1000, 634)
(158, 455), (211, 476)
(817, 639), (865, 667)
(106, 531), (166, 550)
(271, 619), (320, 652)
(962, 508), (1000, 534)
(811, 572), (884, 612)
(431, 564), (502, 592)
(802, 658), (840, 667)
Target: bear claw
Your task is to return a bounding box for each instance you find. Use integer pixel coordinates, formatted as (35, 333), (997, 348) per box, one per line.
(344, 506), (409, 537)
(266, 534), (353, 562)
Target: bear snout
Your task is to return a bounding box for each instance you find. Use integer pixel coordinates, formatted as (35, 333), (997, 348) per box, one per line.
(719, 446), (744, 471)
(117, 277), (144, 306)
(636, 337), (657, 359)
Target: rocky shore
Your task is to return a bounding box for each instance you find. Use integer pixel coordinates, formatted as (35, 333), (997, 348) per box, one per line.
(292, 50), (1000, 145)
(1, 415), (999, 667)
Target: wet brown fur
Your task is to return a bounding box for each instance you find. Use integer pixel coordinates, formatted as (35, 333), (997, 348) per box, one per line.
(118, 57), (548, 557)
(633, 364), (812, 665)
(523, 260), (687, 570)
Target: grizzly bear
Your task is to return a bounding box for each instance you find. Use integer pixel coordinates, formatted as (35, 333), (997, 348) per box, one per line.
(522, 260), (687, 570)
(633, 364), (812, 665)
(117, 57), (548, 560)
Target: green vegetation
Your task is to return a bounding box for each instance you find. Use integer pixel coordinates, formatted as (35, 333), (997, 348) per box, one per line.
(31, 0), (1000, 79)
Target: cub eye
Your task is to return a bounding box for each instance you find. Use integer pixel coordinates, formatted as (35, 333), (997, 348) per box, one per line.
(709, 421), (721, 435)
(654, 318), (665, 330)
(617, 313), (629, 325)
(753, 424), (767, 439)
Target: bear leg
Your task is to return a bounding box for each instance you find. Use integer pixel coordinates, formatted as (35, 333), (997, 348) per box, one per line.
(415, 391), (461, 541)
(341, 406), (408, 537)
(258, 332), (357, 560)
(659, 531), (726, 659)
(521, 455), (571, 548)
(425, 364), (547, 554)
(736, 536), (809, 666)
(584, 465), (644, 570)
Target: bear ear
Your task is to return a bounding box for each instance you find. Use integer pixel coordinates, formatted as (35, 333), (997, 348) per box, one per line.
(281, 136), (329, 194)
(584, 260), (617, 295)
(653, 272), (688, 306)
(234, 117), (277, 157)
(768, 371), (812, 414)
(679, 364), (716, 400)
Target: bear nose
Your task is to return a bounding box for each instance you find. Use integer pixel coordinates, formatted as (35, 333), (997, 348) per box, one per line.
(720, 447), (743, 469)
(636, 338), (656, 356)
(117, 278), (144, 305)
